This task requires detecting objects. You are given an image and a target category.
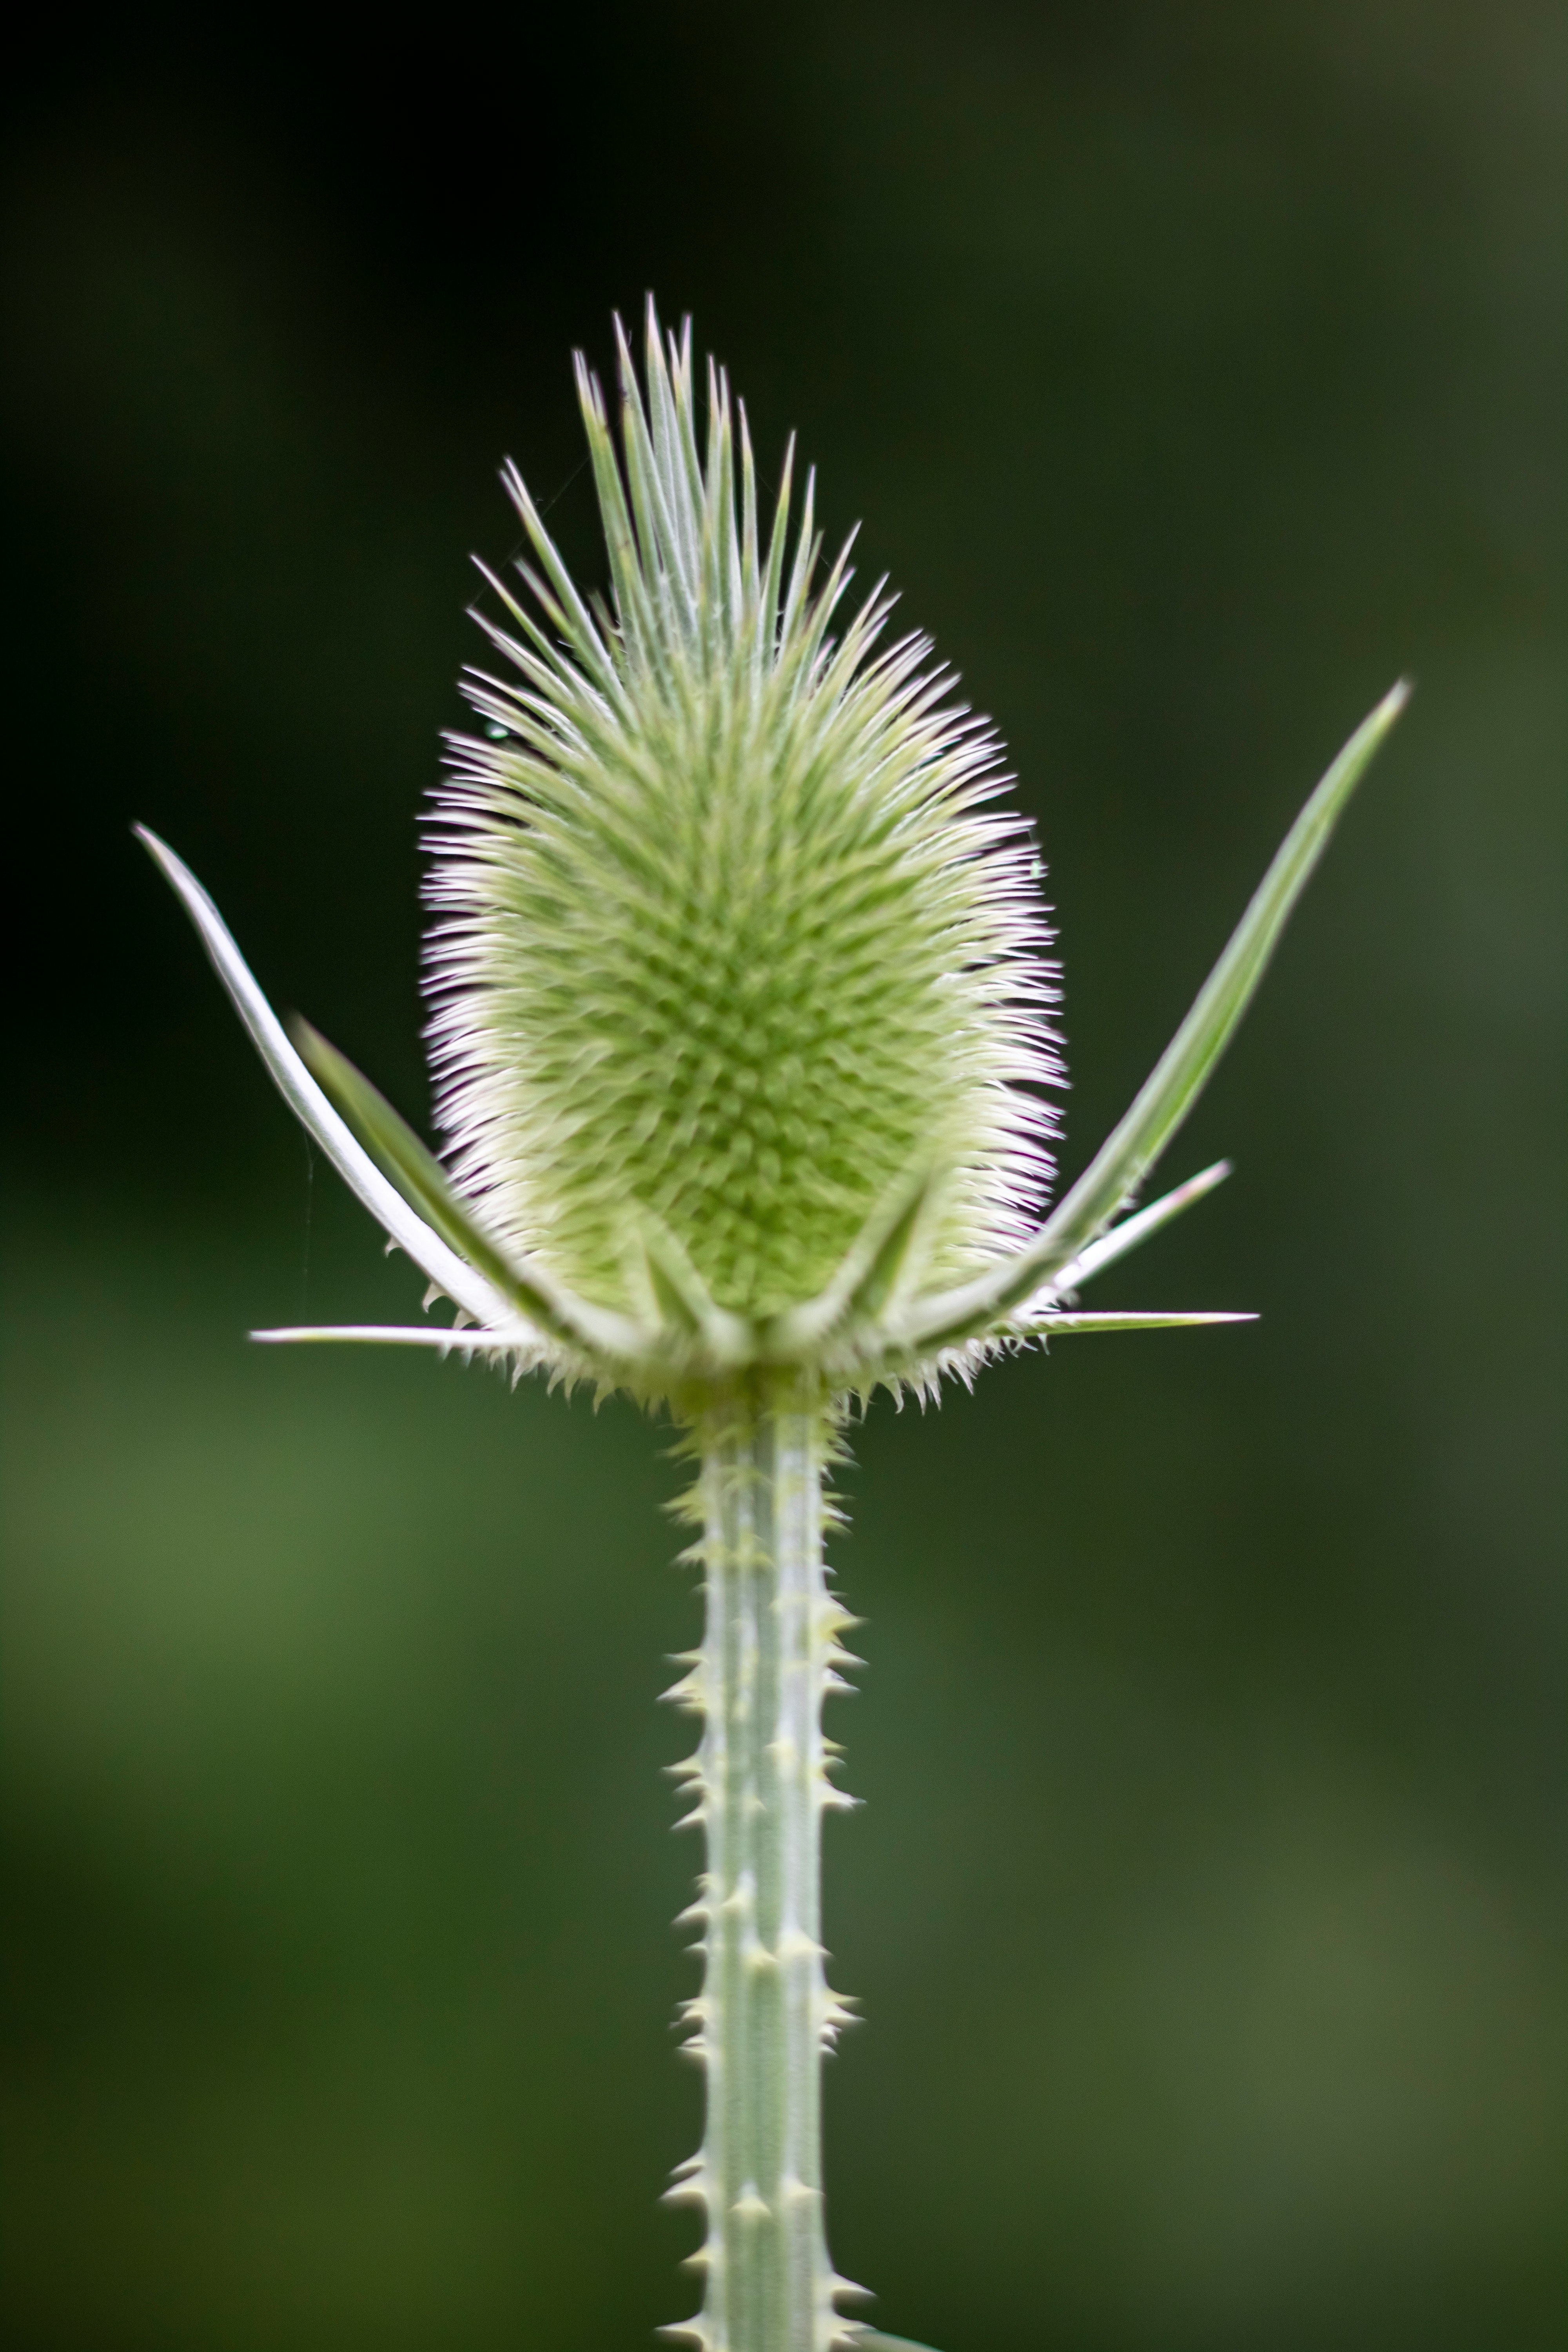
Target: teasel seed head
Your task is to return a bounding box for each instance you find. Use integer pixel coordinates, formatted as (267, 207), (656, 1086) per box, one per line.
(423, 303), (1062, 1332)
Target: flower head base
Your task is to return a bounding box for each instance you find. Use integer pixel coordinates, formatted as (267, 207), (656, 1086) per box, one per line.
(136, 310), (1408, 1409)
(426, 308), (1060, 1331)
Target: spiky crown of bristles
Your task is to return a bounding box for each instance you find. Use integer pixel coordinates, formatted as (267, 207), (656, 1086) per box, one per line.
(424, 307), (1061, 1327)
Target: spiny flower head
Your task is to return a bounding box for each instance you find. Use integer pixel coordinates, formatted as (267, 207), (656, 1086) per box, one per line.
(136, 303), (1406, 1403)
(424, 307), (1061, 1328)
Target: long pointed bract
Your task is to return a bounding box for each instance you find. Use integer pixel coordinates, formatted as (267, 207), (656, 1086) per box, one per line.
(897, 681), (1410, 1346)
(293, 1019), (647, 1361)
(251, 1324), (536, 1351)
(135, 827), (512, 1330)
(1036, 1160), (1232, 1300)
(1029, 1310), (1254, 1335)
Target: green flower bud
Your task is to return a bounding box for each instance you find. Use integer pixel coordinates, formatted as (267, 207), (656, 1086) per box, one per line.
(424, 306), (1061, 1327)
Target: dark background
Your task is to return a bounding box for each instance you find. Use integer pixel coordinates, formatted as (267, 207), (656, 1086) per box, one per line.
(2, 6), (1563, 2349)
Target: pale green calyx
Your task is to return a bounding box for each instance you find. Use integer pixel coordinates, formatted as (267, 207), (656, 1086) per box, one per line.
(136, 309), (1408, 1403)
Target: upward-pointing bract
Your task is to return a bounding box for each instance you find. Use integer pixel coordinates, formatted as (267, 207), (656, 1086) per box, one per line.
(423, 304), (1062, 1328)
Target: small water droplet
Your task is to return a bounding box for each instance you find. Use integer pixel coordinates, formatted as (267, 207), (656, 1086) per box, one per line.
(484, 722), (509, 741)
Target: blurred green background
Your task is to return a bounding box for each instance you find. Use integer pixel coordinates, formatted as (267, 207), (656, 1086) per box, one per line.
(2, 5), (1563, 2348)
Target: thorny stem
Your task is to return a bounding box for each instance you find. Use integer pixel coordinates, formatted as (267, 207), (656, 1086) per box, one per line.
(665, 1382), (864, 2352)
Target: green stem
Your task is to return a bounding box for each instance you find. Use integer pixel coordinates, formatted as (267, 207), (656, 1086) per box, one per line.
(666, 1381), (862, 2352)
